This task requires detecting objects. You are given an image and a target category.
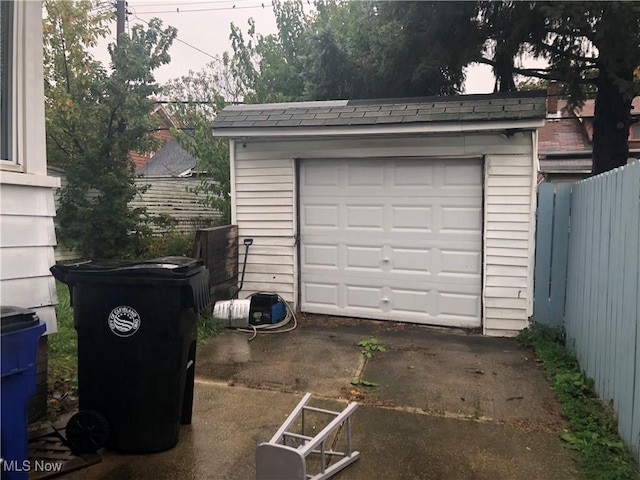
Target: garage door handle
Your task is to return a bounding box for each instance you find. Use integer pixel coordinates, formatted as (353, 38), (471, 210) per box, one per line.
(382, 297), (390, 303)
(383, 257), (390, 262)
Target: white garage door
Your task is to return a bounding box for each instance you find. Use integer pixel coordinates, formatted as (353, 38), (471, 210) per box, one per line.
(299, 158), (483, 327)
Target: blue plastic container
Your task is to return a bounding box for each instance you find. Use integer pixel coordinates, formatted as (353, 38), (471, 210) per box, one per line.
(1, 306), (46, 480)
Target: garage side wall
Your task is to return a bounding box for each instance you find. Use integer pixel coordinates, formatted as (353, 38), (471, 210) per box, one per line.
(483, 153), (535, 336)
(232, 132), (535, 335)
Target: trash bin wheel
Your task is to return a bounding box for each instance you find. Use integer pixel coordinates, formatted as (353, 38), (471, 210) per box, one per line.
(66, 410), (110, 454)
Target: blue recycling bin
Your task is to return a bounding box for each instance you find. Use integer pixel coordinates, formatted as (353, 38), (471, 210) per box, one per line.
(1, 307), (46, 480)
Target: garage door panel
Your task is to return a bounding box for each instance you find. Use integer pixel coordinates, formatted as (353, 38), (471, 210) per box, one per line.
(300, 158), (482, 327)
(303, 204), (339, 228)
(391, 206), (432, 231)
(346, 285), (383, 310)
(303, 272), (481, 294)
(346, 205), (385, 229)
(440, 250), (482, 275)
(303, 244), (339, 268)
(347, 163), (385, 186)
(441, 207), (483, 232)
(302, 235), (481, 250)
(305, 283), (338, 306)
(391, 248), (429, 273)
(393, 162), (435, 186)
(444, 162), (483, 186)
(440, 292), (481, 318)
(345, 246), (383, 271)
(304, 164), (340, 186)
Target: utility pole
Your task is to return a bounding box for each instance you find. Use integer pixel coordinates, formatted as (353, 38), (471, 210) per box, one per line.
(116, 0), (126, 44)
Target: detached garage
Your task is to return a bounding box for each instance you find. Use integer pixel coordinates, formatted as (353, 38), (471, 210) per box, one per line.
(213, 92), (546, 336)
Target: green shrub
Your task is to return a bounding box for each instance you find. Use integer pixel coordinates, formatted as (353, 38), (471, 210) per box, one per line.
(139, 229), (195, 258)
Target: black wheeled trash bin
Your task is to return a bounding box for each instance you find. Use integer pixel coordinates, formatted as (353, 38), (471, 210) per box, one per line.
(50, 257), (210, 454)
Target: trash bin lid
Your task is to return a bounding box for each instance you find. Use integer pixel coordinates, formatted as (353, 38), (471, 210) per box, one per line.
(51, 256), (206, 285)
(1, 306), (40, 334)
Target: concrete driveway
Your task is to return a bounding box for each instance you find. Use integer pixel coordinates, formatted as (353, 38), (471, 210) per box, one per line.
(63, 316), (580, 479)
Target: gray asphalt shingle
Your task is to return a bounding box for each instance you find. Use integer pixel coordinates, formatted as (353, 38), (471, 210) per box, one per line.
(136, 139), (197, 177)
(212, 92), (547, 130)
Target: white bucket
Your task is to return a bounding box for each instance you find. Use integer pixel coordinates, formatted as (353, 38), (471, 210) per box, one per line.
(213, 299), (251, 328)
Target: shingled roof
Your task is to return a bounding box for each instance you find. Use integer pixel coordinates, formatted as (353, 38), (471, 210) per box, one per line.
(136, 139), (196, 177)
(213, 91), (547, 131)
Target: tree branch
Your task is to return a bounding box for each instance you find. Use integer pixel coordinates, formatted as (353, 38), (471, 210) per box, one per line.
(49, 134), (74, 159)
(60, 117), (85, 157)
(56, 15), (72, 95)
(537, 41), (599, 65)
(477, 58), (553, 80)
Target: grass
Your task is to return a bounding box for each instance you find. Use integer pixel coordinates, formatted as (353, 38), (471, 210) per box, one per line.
(48, 281), (222, 418)
(518, 324), (639, 480)
(48, 281), (78, 419)
(197, 312), (224, 344)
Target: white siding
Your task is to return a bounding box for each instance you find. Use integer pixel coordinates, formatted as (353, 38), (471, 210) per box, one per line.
(233, 156), (295, 301)
(0, 2), (59, 333)
(232, 131), (536, 334)
(131, 177), (221, 233)
(483, 154), (534, 336)
(0, 186), (59, 334)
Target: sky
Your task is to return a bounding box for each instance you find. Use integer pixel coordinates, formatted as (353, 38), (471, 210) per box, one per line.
(93, 0), (502, 94)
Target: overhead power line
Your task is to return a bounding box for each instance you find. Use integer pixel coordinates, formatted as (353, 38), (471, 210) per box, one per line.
(134, 3), (272, 15)
(133, 0), (251, 7)
(132, 14), (218, 60)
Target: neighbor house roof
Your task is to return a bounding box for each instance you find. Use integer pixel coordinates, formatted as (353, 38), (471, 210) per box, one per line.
(538, 116), (590, 154)
(136, 139), (196, 177)
(212, 91), (547, 136)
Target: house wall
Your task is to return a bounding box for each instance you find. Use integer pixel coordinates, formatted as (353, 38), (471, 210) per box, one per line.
(0, 1), (59, 333)
(131, 176), (222, 234)
(47, 170), (222, 263)
(232, 131), (536, 336)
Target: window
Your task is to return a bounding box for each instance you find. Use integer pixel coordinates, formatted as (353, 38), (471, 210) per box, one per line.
(1, 0), (14, 163)
(632, 123), (640, 140)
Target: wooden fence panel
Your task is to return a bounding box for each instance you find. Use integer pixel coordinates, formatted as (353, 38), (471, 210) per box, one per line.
(561, 162), (640, 462)
(533, 182), (570, 326)
(533, 183), (554, 325)
(549, 183), (571, 324)
(193, 225), (238, 303)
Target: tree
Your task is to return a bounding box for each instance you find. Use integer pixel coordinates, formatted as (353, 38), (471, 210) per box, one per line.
(479, 2), (640, 174)
(230, 0), (311, 103)
(44, 0), (177, 259)
(230, 1), (483, 102)
(228, 1), (638, 175)
(162, 56), (241, 224)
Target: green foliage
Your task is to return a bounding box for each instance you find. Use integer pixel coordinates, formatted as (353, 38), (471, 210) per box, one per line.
(44, 0), (177, 260)
(48, 281), (78, 418)
(230, 0), (310, 102)
(197, 312), (224, 344)
(358, 337), (387, 358)
(350, 377), (379, 387)
(140, 229), (196, 258)
(479, 1), (640, 173)
(518, 324), (639, 480)
(163, 60), (233, 224)
(228, 1), (638, 174)
(230, 1), (482, 102)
